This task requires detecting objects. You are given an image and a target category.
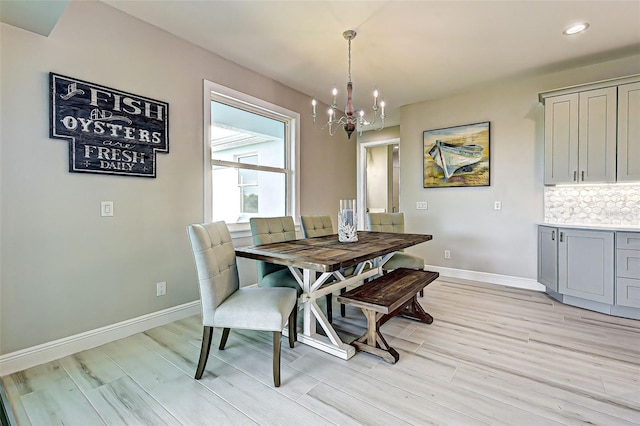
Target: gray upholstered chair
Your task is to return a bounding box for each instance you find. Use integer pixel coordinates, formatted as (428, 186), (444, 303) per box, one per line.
(187, 221), (297, 387)
(367, 212), (426, 296)
(300, 215), (335, 238)
(250, 216), (334, 322)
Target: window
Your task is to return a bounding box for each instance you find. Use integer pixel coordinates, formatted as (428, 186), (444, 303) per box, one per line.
(237, 154), (258, 213)
(203, 80), (299, 230)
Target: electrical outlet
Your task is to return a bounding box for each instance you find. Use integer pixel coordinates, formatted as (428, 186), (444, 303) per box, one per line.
(444, 250), (451, 259)
(156, 281), (167, 296)
(494, 201), (502, 210)
(416, 201), (428, 210)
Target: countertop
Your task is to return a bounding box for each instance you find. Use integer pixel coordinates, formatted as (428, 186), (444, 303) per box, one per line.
(540, 223), (640, 232)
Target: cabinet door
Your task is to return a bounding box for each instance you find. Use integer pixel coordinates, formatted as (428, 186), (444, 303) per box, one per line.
(617, 82), (640, 182)
(537, 226), (558, 291)
(544, 94), (579, 184)
(578, 87), (617, 183)
(558, 229), (614, 304)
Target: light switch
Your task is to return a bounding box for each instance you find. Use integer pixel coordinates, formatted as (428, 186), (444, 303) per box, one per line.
(416, 201), (428, 210)
(101, 201), (114, 217)
(494, 201), (502, 211)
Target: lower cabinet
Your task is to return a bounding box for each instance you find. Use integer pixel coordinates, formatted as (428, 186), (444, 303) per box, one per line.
(538, 226), (640, 317)
(616, 232), (640, 308)
(537, 226), (558, 291)
(557, 228), (614, 304)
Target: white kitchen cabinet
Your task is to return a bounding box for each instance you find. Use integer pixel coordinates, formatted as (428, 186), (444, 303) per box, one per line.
(617, 82), (640, 182)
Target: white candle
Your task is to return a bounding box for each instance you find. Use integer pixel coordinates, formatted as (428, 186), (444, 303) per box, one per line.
(311, 99), (317, 115)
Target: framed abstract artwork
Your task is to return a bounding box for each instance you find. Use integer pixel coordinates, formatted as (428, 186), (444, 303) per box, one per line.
(423, 121), (490, 188)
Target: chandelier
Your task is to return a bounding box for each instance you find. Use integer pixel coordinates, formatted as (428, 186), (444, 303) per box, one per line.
(311, 30), (385, 139)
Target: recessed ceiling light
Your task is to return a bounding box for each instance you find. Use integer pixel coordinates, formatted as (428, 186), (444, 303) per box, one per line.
(563, 23), (590, 35)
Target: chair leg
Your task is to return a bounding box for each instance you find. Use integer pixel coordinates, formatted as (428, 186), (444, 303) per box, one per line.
(326, 294), (333, 323)
(219, 327), (230, 350)
(195, 326), (213, 379)
(419, 289), (424, 297)
(273, 331), (282, 387)
(340, 288), (346, 317)
(288, 303), (297, 348)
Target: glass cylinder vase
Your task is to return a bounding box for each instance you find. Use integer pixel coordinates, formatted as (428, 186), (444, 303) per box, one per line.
(338, 199), (358, 242)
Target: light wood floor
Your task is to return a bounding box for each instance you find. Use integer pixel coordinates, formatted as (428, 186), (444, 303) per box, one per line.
(3, 278), (640, 425)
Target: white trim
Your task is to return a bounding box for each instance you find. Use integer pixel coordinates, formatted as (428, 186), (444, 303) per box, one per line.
(538, 73), (640, 103)
(0, 301), (200, 376)
(426, 265), (545, 291)
(357, 137), (400, 229)
(202, 79), (300, 224)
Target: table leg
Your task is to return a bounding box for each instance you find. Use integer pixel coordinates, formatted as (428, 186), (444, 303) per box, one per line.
(294, 264), (381, 360)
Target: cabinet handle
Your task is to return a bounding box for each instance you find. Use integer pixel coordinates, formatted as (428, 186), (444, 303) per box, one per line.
(551, 230), (555, 241)
(559, 232), (564, 242)
(573, 171), (577, 181)
(581, 171), (585, 181)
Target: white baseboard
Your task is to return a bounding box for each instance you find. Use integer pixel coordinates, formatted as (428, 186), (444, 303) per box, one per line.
(0, 301), (200, 377)
(425, 265), (545, 292)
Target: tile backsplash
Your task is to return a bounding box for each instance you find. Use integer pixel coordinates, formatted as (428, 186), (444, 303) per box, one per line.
(544, 184), (640, 226)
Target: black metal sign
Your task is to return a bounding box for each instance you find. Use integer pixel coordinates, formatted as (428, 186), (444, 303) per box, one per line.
(50, 73), (169, 177)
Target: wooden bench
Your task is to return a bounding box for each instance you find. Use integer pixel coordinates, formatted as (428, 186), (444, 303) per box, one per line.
(337, 268), (439, 363)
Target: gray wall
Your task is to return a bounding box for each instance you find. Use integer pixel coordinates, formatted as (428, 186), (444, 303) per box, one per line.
(392, 56), (640, 279)
(0, 0), (355, 355)
(2, 0), (638, 356)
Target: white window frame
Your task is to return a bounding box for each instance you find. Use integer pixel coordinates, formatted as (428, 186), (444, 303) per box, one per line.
(203, 80), (300, 236)
(237, 153), (259, 214)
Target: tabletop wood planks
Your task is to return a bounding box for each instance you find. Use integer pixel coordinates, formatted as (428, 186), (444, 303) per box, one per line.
(235, 231), (433, 272)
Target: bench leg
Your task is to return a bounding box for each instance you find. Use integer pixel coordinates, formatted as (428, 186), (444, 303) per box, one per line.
(400, 296), (433, 324)
(351, 309), (400, 364)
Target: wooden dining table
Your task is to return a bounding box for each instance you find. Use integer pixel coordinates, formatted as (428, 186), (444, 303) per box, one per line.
(235, 231), (433, 360)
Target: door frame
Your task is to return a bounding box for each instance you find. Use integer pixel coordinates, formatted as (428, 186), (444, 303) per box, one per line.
(357, 137), (400, 229)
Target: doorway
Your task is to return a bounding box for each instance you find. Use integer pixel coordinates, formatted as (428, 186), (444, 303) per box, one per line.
(357, 138), (400, 229)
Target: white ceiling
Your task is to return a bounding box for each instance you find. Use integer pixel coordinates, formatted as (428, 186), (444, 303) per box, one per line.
(0, 0), (69, 36)
(3, 1), (640, 126)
